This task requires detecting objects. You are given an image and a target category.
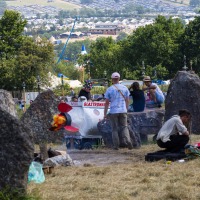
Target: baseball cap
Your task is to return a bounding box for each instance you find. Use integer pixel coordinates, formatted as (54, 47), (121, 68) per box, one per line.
(111, 72), (120, 79)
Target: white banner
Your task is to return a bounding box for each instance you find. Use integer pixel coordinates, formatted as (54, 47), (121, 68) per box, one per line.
(66, 102), (108, 136)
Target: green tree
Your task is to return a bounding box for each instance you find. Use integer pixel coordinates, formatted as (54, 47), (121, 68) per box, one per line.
(0, 10), (27, 60)
(181, 16), (200, 73)
(122, 15), (184, 79)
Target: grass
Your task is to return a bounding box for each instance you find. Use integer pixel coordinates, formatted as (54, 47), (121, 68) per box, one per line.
(27, 135), (200, 200)
(5, 0), (81, 10)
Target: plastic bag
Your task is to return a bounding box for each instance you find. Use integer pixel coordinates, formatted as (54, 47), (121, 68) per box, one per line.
(28, 161), (45, 183)
(128, 104), (134, 112)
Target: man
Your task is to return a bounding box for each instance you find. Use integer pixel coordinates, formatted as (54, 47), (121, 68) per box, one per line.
(78, 80), (92, 101)
(143, 76), (165, 107)
(104, 72), (133, 150)
(156, 109), (191, 152)
(69, 88), (75, 97)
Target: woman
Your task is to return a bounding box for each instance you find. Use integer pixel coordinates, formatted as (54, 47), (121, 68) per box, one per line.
(129, 82), (145, 112)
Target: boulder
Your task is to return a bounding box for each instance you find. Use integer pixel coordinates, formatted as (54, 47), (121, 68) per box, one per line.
(165, 71), (200, 133)
(21, 90), (62, 144)
(97, 109), (164, 148)
(0, 108), (34, 192)
(0, 89), (17, 118)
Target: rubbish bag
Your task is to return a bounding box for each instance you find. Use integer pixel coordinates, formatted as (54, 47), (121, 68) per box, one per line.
(28, 161), (45, 183)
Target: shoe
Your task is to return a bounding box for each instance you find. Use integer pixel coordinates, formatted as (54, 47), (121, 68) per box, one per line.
(113, 147), (119, 150)
(158, 104), (162, 108)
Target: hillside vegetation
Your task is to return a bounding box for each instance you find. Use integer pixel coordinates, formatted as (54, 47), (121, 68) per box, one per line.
(6, 0), (191, 11)
(5, 0), (81, 10)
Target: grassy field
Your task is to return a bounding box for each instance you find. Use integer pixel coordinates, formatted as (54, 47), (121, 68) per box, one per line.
(5, 0), (81, 10)
(28, 135), (200, 200)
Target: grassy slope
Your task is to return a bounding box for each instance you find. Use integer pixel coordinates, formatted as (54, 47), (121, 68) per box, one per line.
(28, 135), (200, 200)
(5, 0), (81, 10)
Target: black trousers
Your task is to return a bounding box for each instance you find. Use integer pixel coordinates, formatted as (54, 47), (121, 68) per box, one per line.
(157, 134), (189, 152)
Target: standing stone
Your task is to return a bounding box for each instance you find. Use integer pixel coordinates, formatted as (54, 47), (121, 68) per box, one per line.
(97, 109), (164, 147)
(0, 89), (18, 118)
(165, 71), (200, 133)
(21, 90), (62, 161)
(0, 108), (34, 193)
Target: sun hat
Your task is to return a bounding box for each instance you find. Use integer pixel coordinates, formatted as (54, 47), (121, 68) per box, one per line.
(143, 76), (151, 82)
(111, 72), (120, 79)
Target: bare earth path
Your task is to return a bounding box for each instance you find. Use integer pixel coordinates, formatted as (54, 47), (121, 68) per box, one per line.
(67, 148), (149, 166)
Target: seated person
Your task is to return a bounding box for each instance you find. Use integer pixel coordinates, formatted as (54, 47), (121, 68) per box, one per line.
(156, 109), (191, 152)
(129, 82), (145, 112)
(78, 80), (93, 101)
(71, 96), (78, 102)
(96, 94), (105, 101)
(142, 76), (165, 107)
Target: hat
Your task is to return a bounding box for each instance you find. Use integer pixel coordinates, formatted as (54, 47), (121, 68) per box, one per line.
(143, 76), (151, 82)
(111, 72), (120, 79)
(84, 79), (93, 90)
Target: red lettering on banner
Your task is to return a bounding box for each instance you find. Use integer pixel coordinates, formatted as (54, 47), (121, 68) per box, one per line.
(83, 102), (105, 107)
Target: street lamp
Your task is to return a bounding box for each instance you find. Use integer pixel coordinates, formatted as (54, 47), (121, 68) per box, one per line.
(37, 75), (41, 94)
(182, 55), (188, 71)
(141, 61), (145, 79)
(22, 81), (26, 112)
(154, 65), (157, 80)
(61, 74), (64, 96)
(103, 70), (108, 87)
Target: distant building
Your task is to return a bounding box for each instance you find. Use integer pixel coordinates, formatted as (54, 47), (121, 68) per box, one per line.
(89, 23), (124, 35)
(59, 31), (84, 38)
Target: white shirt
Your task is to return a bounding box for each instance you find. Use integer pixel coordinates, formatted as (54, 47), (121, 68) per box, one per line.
(151, 83), (164, 98)
(156, 115), (188, 143)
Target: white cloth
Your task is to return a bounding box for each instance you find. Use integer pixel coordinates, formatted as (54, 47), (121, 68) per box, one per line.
(156, 115), (187, 143)
(151, 83), (164, 98)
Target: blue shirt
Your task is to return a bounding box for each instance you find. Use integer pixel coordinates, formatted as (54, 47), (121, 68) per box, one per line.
(105, 83), (130, 114)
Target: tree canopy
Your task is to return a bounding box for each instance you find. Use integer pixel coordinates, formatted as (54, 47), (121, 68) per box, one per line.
(0, 10), (55, 90)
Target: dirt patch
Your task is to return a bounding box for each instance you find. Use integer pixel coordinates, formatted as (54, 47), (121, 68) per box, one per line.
(67, 148), (145, 166)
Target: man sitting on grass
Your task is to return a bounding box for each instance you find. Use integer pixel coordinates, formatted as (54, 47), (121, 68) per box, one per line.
(156, 109), (191, 153)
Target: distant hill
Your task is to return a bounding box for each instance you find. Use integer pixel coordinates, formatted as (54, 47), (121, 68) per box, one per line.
(6, 0), (190, 11)
(5, 0), (81, 11)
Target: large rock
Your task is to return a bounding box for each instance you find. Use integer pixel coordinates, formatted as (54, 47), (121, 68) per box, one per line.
(0, 89), (17, 118)
(97, 109), (165, 147)
(165, 71), (200, 133)
(21, 90), (62, 144)
(0, 108), (34, 192)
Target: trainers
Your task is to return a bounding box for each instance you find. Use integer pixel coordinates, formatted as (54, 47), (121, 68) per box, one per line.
(113, 147), (119, 150)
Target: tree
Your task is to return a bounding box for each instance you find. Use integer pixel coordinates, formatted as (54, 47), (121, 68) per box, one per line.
(181, 16), (200, 73)
(0, 10), (27, 60)
(122, 16), (184, 79)
(116, 32), (128, 41)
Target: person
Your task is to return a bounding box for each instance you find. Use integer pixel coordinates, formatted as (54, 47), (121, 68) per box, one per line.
(96, 93), (105, 101)
(142, 76), (165, 107)
(156, 109), (191, 152)
(129, 82), (145, 112)
(69, 88), (75, 97)
(71, 95), (78, 102)
(78, 80), (93, 101)
(104, 72), (133, 150)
